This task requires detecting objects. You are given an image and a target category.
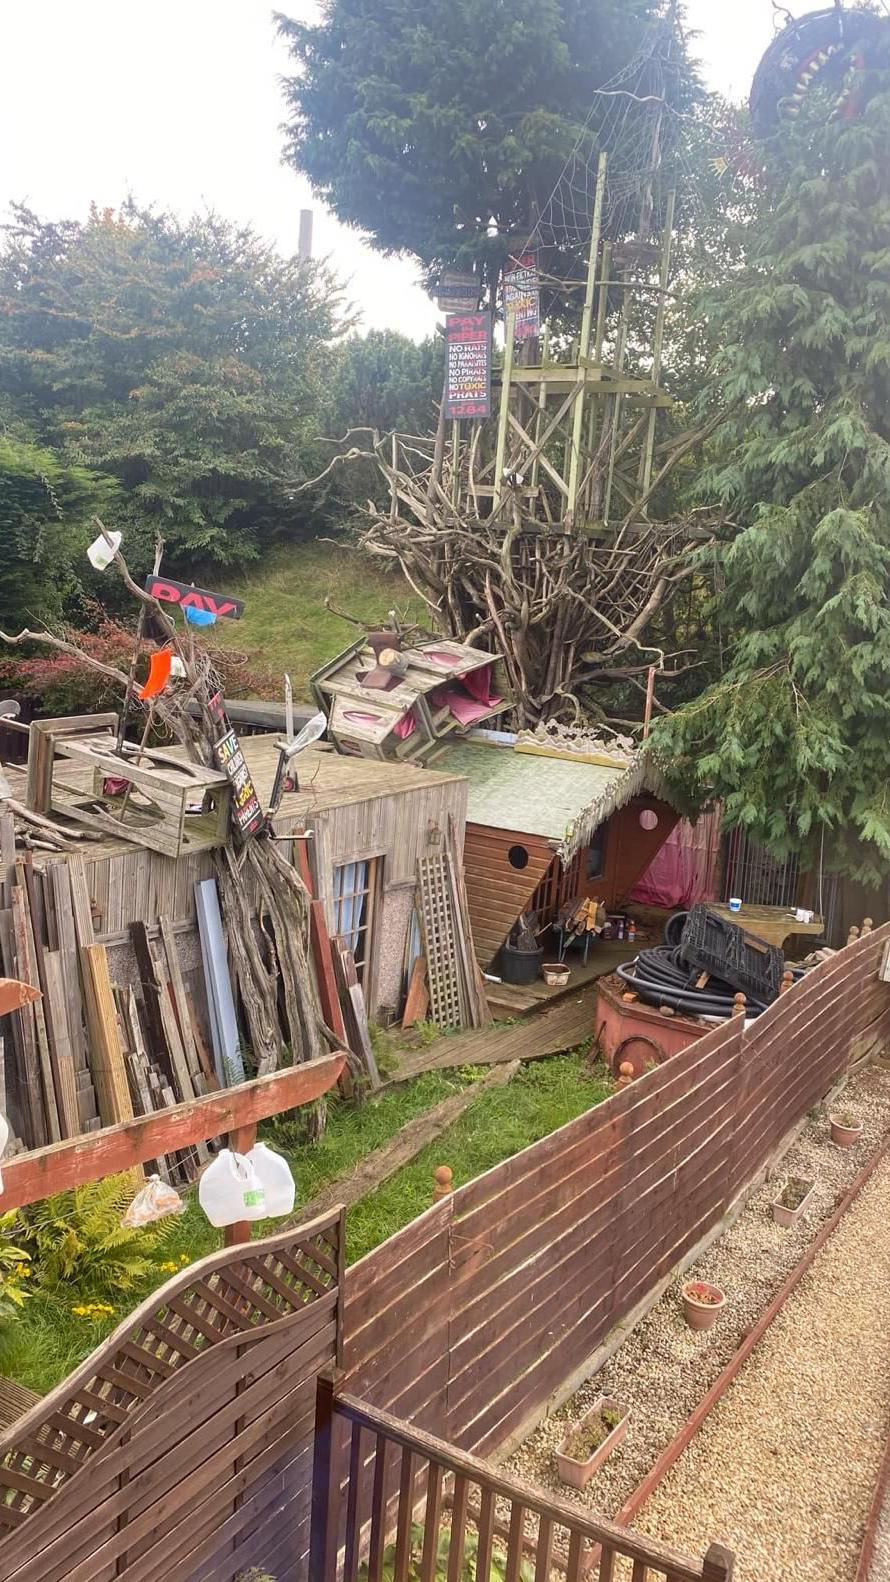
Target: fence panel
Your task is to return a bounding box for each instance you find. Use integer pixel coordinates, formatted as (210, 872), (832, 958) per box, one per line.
(343, 925), (890, 1463)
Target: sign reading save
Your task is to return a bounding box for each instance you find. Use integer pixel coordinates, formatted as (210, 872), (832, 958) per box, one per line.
(145, 576), (245, 620)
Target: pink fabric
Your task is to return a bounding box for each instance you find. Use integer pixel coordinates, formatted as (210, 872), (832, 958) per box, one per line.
(629, 809), (722, 909)
(462, 664), (497, 706)
(439, 689), (498, 725)
(394, 711), (417, 740)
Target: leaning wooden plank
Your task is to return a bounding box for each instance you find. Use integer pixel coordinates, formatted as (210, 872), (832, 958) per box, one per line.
(41, 953), (82, 1137)
(185, 991), (220, 1093)
(47, 863), (90, 1075)
(402, 955), (430, 1030)
(297, 1060), (521, 1223)
(158, 915), (203, 1085)
(0, 1053), (346, 1211)
(129, 921), (172, 1076)
(0, 813), (16, 908)
(15, 869), (63, 1141)
(10, 886), (57, 1142)
(66, 854), (96, 948)
(79, 943), (134, 1126)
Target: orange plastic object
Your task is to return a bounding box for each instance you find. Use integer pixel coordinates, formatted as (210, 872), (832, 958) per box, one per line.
(139, 650), (173, 699)
(0, 978), (41, 1016)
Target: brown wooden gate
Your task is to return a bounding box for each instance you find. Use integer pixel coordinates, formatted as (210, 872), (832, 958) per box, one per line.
(0, 1208), (344, 1582)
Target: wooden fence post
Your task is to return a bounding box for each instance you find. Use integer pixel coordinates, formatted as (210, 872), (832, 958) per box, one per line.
(702, 1541), (735, 1582)
(310, 1371), (341, 1582)
(223, 1120), (258, 1247)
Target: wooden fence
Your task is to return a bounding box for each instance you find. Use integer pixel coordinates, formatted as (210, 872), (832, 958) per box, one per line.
(342, 924), (890, 1458)
(311, 1384), (734, 1582)
(0, 1209), (345, 1582)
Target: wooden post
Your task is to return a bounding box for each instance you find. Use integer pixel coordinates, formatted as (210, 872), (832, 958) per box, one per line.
(566, 151), (608, 525)
(224, 1120), (259, 1247)
(642, 665), (657, 740)
(492, 310), (517, 515)
(702, 1542), (735, 1582)
(309, 1371), (342, 1582)
(639, 190), (676, 497)
(299, 209), (314, 261)
(433, 1164), (453, 1201)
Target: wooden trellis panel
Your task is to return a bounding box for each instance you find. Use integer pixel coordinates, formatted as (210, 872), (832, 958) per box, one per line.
(0, 1209), (344, 1582)
(417, 854), (467, 1031)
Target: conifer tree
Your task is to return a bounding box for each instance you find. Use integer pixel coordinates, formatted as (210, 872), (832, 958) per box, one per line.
(655, 55), (890, 883)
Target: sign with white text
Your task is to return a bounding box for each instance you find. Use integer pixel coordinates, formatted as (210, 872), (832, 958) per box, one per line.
(444, 312), (492, 420)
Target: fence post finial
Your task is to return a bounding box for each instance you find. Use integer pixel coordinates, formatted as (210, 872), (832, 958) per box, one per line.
(702, 1542), (735, 1582)
(848, 924), (861, 946)
(434, 1165), (453, 1202)
(862, 917), (874, 936)
(732, 993), (747, 1018)
(780, 970), (794, 994)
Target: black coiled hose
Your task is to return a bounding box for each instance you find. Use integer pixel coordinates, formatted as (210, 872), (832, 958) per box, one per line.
(617, 944), (770, 1018)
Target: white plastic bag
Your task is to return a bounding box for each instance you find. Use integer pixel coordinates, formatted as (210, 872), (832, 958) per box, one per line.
(122, 1174), (186, 1228)
(198, 1149), (267, 1228)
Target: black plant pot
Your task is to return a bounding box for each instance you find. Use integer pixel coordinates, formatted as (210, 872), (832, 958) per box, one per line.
(499, 941), (545, 986)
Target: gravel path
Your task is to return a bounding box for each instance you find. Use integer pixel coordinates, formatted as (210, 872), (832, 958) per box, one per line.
(636, 1150), (890, 1582)
(505, 1066), (890, 1524)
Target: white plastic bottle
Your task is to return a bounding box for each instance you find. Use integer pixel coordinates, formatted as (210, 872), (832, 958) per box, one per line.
(246, 1143), (296, 1218)
(198, 1149), (267, 1227)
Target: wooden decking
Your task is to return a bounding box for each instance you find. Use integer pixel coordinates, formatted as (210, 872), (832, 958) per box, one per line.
(0, 1376), (40, 1432)
(486, 939), (638, 1016)
(394, 984), (598, 1080)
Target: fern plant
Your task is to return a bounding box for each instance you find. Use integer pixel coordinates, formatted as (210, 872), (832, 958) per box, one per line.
(19, 1174), (176, 1298)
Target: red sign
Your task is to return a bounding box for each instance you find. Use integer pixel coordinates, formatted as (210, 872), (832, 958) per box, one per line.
(145, 576), (245, 620)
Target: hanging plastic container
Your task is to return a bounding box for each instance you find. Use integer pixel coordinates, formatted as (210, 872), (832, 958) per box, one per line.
(198, 1149), (267, 1227)
(122, 1174), (186, 1227)
(246, 1143), (296, 1218)
(0, 1110), (9, 1193)
(86, 529), (121, 571)
(184, 606), (217, 628)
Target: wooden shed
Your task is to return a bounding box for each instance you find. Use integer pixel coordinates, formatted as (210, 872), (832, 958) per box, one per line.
(436, 735), (683, 969)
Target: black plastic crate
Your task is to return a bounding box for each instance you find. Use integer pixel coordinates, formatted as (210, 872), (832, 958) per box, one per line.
(678, 904), (784, 1006)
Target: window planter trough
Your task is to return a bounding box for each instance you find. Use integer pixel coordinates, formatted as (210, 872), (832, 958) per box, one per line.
(771, 1176), (816, 1228)
(554, 1396), (630, 1490)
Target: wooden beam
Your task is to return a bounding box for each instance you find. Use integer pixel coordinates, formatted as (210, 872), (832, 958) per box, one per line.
(0, 1052), (346, 1211)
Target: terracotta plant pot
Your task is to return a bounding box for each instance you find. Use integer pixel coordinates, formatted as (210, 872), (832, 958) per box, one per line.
(830, 1116), (864, 1148)
(681, 1280), (726, 1331)
(771, 1176), (816, 1228)
(542, 963), (571, 988)
(554, 1397), (629, 1490)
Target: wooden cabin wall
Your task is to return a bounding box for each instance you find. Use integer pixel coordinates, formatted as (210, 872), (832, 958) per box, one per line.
(463, 825), (556, 968)
(294, 779), (469, 1016)
(602, 796), (680, 906)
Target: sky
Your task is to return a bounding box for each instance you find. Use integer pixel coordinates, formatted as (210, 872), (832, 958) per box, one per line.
(0, 1), (821, 341)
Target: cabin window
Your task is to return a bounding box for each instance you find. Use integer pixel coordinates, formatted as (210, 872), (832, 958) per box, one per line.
(333, 858), (380, 983)
(508, 844), (530, 871)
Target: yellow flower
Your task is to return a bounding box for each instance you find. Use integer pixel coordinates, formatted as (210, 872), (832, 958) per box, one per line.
(159, 1260), (180, 1273)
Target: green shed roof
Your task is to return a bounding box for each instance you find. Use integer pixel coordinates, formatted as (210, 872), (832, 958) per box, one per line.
(438, 741), (673, 864)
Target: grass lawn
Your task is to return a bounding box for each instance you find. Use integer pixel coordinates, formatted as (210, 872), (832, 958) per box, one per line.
(215, 540), (425, 696)
(0, 1053), (611, 1395)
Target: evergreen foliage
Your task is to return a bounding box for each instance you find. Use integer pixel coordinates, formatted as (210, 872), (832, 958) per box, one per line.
(276, 0), (691, 294)
(331, 331), (443, 437)
(0, 202), (347, 576)
(0, 432), (119, 631)
(655, 60), (890, 883)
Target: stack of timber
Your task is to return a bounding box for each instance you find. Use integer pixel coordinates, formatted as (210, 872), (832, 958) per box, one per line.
(0, 809), (228, 1178)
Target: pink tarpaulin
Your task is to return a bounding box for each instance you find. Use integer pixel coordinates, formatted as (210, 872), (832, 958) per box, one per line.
(629, 809), (722, 910)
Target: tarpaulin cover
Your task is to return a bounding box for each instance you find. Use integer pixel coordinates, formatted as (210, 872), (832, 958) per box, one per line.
(629, 808), (722, 909)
